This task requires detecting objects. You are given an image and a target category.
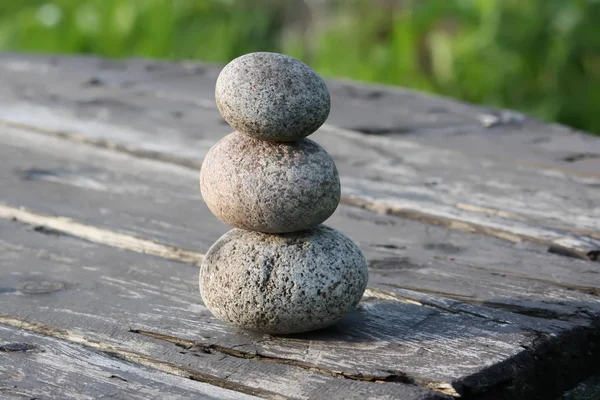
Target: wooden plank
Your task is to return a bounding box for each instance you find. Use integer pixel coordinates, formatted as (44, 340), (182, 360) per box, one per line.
(0, 57), (598, 259)
(323, 80), (600, 177)
(0, 232), (447, 400)
(321, 124), (599, 238)
(0, 218), (447, 400)
(2, 53), (598, 175)
(1, 124), (599, 324)
(1, 52), (598, 176)
(2, 199), (599, 327)
(0, 324), (259, 400)
(0, 217), (595, 400)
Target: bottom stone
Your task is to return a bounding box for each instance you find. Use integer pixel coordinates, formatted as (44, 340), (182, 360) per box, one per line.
(199, 225), (369, 334)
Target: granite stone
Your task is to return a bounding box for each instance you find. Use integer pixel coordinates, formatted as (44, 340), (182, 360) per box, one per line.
(199, 131), (340, 233)
(215, 52), (331, 142)
(199, 225), (369, 334)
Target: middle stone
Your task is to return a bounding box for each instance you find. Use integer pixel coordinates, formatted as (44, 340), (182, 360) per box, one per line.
(200, 132), (340, 233)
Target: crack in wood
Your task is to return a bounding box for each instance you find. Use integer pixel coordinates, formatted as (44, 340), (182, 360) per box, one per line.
(0, 315), (284, 400)
(0, 342), (39, 353)
(548, 246), (591, 260)
(383, 283), (596, 323)
(350, 126), (415, 135)
(480, 302), (581, 321)
(31, 225), (63, 236)
(364, 287), (513, 325)
(108, 374), (128, 382)
(563, 153), (600, 163)
(129, 328), (457, 394)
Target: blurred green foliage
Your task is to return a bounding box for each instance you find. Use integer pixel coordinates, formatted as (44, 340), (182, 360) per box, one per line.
(0, 0), (599, 134)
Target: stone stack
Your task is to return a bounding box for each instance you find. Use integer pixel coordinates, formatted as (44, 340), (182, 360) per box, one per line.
(199, 52), (368, 335)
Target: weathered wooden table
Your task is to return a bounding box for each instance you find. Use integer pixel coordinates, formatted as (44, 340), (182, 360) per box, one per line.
(0, 54), (599, 400)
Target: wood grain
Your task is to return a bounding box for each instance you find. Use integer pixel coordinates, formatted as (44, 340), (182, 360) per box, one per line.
(0, 219), (450, 400)
(0, 323), (259, 400)
(0, 124), (599, 324)
(0, 218), (596, 400)
(0, 55), (598, 259)
(0, 54), (599, 399)
(2, 53), (599, 175)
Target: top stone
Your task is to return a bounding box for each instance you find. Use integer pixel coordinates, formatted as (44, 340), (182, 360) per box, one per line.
(216, 52), (331, 142)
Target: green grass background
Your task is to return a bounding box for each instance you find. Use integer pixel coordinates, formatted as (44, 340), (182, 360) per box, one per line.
(1, 0), (599, 134)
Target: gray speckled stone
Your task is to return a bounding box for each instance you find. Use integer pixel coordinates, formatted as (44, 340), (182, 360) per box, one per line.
(199, 132), (340, 233)
(216, 52), (331, 142)
(199, 225), (369, 334)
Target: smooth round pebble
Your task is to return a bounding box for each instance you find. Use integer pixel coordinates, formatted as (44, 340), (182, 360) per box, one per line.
(199, 225), (369, 334)
(200, 132), (340, 233)
(216, 52), (331, 142)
